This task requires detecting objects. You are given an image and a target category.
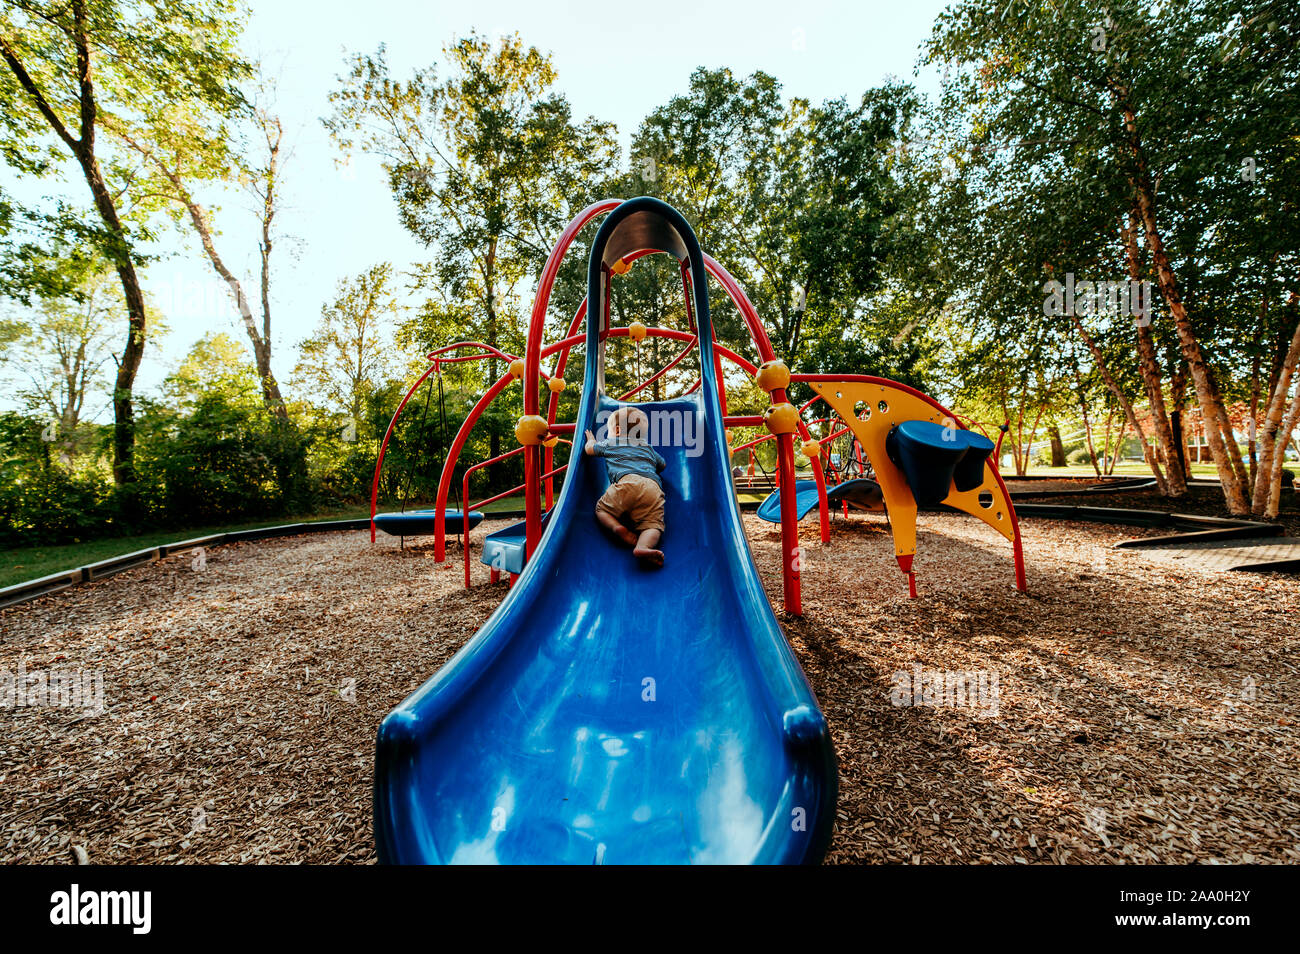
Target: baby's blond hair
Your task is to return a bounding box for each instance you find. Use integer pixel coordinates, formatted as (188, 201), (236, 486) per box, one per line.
(611, 406), (649, 440)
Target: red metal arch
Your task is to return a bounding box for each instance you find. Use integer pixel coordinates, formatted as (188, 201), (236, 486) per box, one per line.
(373, 198), (827, 612)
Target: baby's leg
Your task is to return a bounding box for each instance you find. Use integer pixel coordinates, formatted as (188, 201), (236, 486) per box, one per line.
(595, 507), (638, 546)
(633, 528), (663, 567)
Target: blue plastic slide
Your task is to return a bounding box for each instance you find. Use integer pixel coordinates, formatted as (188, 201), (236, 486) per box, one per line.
(373, 509), (483, 537)
(756, 479), (821, 522)
(479, 510), (552, 576)
(756, 478), (884, 523)
(373, 198), (836, 864)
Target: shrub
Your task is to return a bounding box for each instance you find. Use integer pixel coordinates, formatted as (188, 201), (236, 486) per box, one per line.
(1066, 447), (1092, 466)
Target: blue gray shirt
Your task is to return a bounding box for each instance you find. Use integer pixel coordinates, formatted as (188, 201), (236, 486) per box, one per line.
(593, 438), (666, 488)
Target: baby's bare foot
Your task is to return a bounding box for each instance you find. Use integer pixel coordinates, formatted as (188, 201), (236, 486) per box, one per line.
(613, 526), (638, 547)
(634, 547), (664, 568)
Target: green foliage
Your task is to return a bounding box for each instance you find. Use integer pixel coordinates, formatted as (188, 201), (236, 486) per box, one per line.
(134, 393), (306, 523)
(166, 331), (264, 409)
(292, 264), (398, 420)
(616, 68), (915, 365)
(328, 34), (617, 381)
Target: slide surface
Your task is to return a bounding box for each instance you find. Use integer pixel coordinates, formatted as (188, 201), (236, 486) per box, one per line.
(756, 478), (884, 522)
(373, 197), (836, 864)
(756, 479), (821, 523)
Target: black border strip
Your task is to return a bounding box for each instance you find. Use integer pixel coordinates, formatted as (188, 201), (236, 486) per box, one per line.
(0, 519), (372, 610)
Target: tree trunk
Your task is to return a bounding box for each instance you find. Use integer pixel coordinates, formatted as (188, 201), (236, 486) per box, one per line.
(174, 185), (287, 416)
(1125, 208), (1186, 496)
(90, 170), (147, 487)
(1072, 355), (1101, 477)
(256, 118), (288, 418)
(1070, 314), (1167, 492)
(1048, 425), (1066, 467)
(1100, 407), (1114, 474)
(1252, 289), (1300, 516)
(1, 13), (148, 487)
(1269, 387), (1300, 517)
(1168, 365), (1191, 479)
(1108, 415), (1128, 475)
(1119, 100), (1248, 513)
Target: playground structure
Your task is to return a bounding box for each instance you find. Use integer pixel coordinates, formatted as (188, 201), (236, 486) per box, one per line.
(369, 197), (1028, 865)
(370, 199), (1026, 611)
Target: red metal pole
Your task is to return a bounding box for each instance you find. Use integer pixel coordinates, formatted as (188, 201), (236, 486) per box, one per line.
(545, 300), (589, 509)
(524, 199), (622, 561)
(711, 325), (728, 418)
(776, 428), (800, 613)
(991, 466), (1028, 593)
(704, 255), (830, 550)
(370, 360), (440, 543)
(433, 371), (514, 561)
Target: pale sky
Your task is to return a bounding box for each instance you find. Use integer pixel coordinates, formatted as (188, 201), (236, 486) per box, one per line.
(8, 0), (954, 413)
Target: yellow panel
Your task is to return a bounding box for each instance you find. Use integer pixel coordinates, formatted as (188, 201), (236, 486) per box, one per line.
(810, 381), (1016, 563)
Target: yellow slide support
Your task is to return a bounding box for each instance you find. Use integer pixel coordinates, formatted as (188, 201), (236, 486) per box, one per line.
(810, 380), (1016, 570)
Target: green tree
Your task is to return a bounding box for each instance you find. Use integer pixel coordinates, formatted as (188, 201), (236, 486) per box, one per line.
(5, 266), (120, 459)
(628, 68), (912, 364)
(293, 264), (398, 425)
(114, 88), (290, 417)
(163, 331), (261, 408)
(0, 0), (251, 488)
(327, 32), (618, 459)
(926, 0), (1300, 515)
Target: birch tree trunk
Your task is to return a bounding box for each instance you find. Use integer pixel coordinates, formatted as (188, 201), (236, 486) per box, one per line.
(1125, 209), (1186, 496)
(1119, 100), (1249, 513)
(1072, 354), (1102, 476)
(1252, 289), (1300, 517)
(175, 186), (287, 416)
(1070, 314), (1168, 493)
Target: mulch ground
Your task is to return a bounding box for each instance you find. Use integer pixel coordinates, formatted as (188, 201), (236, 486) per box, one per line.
(2, 511), (1296, 865)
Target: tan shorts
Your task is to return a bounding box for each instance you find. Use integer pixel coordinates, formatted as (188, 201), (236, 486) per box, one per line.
(595, 474), (665, 533)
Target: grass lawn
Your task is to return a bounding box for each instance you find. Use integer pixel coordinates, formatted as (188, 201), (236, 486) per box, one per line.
(0, 496), (532, 590)
(1016, 461), (1225, 478)
(4, 466), (1293, 591)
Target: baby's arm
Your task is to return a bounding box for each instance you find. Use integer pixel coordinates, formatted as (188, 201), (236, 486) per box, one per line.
(584, 429), (598, 456)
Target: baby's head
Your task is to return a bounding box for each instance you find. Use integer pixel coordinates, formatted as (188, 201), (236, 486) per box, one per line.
(611, 406), (649, 441)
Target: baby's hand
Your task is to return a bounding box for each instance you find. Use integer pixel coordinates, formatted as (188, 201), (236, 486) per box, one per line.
(585, 429), (596, 443)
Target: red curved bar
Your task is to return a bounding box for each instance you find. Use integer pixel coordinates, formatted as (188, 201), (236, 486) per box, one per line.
(370, 359), (442, 543)
(431, 330), (590, 557)
(432, 370), (516, 560)
(523, 199), (624, 555)
(544, 300), (590, 508)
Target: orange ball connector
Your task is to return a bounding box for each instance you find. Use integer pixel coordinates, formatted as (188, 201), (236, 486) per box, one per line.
(763, 402), (799, 435)
(515, 415), (550, 446)
(755, 359), (791, 392)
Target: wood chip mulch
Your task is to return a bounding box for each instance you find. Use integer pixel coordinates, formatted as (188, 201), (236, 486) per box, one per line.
(2, 512), (1296, 865)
